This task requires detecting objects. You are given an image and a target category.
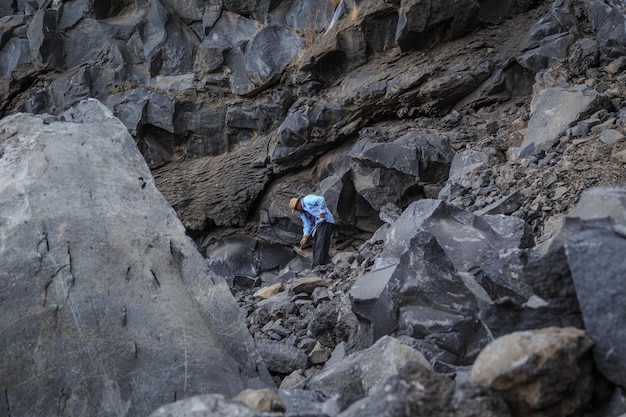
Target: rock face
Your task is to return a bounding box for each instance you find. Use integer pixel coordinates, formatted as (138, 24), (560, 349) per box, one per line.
(0, 100), (272, 417)
(4, 0), (626, 416)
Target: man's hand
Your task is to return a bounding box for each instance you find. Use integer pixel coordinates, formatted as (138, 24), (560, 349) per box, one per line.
(319, 213), (326, 219)
(299, 235), (309, 249)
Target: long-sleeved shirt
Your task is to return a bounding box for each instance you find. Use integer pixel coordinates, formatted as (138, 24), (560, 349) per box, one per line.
(299, 194), (335, 237)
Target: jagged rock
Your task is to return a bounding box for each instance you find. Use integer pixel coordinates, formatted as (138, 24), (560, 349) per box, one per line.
(517, 32), (577, 73)
(307, 294), (360, 349)
(387, 232), (489, 364)
(471, 327), (595, 417)
(206, 234), (260, 279)
(478, 296), (581, 339)
(269, 98), (346, 166)
(311, 286), (330, 305)
(350, 200), (533, 362)
(520, 83), (611, 157)
(477, 248), (535, 304)
(245, 25), (304, 90)
(439, 147), (500, 201)
(302, 336), (429, 398)
(349, 263), (398, 341)
(587, 0), (626, 48)
(339, 361), (511, 417)
(255, 339), (308, 374)
(557, 185), (626, 388)
(518, 245), (584, 330)
(395, 0), (480, 50)
(397, 305), (481, 359)
(348, 129), (453, 179)
(568, 38), (601, 76)
(0, 100), (272, 417)
(516, 0), (581, 73)
(381, 199), (532, 274)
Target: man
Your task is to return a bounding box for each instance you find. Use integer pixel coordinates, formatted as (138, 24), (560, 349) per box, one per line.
(289, 194), (335, 268)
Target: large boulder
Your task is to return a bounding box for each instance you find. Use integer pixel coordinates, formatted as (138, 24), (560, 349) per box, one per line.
(381, 199), (532, 275)
(587, 0), (626, 49)
(471, 327), (595, 417)
(520, 83), (611, 157)
(340, 361), (511, 417)
(516, 0), (580, 73)
(560, 185), (626, 388)
(0, 100), (272, 417)
(301, 336), (429, 398)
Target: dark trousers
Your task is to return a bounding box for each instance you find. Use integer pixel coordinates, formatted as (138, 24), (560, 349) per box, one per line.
(312, 222), (333, 267)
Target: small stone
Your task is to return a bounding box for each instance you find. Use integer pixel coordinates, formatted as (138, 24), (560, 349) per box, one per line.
(232, 389), (286, 412)
(279, 370), (306, 390)
(606, 56), (626, 75)
(291, 277), (329, 295)
(600, 129), (625, 146)
(309, 341), (331, 364)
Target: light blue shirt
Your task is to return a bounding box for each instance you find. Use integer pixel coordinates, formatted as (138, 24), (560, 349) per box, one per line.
(300, 194), (335, 236)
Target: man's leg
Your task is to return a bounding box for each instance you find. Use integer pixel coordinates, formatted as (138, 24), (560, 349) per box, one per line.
(312, 222), (332, 267)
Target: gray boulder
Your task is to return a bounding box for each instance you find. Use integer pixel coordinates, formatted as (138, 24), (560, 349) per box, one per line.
(350, 231), (486, 364)
(561, 185), (626, 388)
(245, 25), (304, 90)
(302, 336), (429, 398)
(339, 361), (510, 417)
(439, 147), (500, 201)
(471, 327), (595, 417)
(587, 0), (626, 48)
(269, 98), (346, 167)
(516, 0), (580, 73)
(519, 83), (610, 157)
(349, 263), (399, 341)
(0, 100), (272, 417)
(381, 199), (531, 274)
(307, 294), (360, 349)
(255, 339), (308, 374)
(348, 128), (453, 180)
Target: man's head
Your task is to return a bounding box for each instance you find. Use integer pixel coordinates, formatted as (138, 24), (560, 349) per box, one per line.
(289, 197), (301, 212)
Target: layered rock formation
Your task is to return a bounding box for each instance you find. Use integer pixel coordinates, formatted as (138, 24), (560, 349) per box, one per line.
(2, 0), (626, 416)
